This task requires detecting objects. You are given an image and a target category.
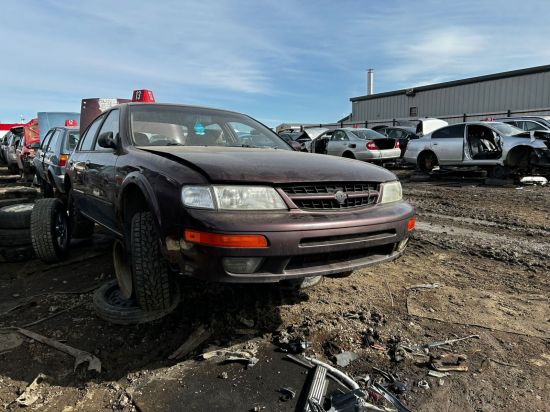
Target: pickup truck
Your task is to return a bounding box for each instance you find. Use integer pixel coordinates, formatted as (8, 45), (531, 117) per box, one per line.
(30, 101), (415, 317)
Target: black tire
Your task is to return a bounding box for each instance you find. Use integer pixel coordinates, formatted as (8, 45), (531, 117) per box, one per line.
(131, 211), (173, 311)
(487, 165), (510, 179)
(283, 275), (323, 289)
(30, 198), (70, 263)
(8, 164), (19, 175)
(68, 192), (94, 239)
(327, 271), (353, 279)
(0, 228), (31, 246)
(342, 152), (355, 159)
(0, 203), (34, 229)
(93, 280), (180, 325)
(418, 152), (438, 172)
(0, 244), (34, 262)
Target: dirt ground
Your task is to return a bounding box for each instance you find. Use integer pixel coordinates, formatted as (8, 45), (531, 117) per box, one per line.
(0, 165), (548, 411)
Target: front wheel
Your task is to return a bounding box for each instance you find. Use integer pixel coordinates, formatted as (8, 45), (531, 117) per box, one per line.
(418, 152), (438, 172)
(130, 211), (174, 311)
(30, 198), (70, 263)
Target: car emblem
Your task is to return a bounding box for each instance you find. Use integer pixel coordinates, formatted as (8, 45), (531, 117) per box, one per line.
(334, 190), (348, 205)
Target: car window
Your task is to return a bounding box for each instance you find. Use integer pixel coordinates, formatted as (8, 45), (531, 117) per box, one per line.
(94, 110), (119, 151)
(65, 131), (81, 151)
(79, 114), (105, 151)
(332, 130), (348, 141)
(432, 125), (465, 138)
(46, 130), (62, 152)
(523, 121), (542, 131)
(130, 105), (290, 150)
(41, 130), (54, 150)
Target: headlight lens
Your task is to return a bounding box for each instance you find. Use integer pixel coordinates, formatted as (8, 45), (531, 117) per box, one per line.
(182, 185), (287, 210)
(380, 181), (402, 204)
(181, 186), (215, 209)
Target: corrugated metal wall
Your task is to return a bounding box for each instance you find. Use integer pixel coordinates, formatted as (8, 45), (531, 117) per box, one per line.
(351, 71), (550, 123)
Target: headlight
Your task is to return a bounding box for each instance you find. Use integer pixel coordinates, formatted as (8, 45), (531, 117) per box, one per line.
(380, 181), (402, 204)
(182, 185), (287, 210)
(181, 186), (215, 209)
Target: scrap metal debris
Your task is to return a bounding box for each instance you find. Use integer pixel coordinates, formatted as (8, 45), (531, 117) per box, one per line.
(431, 353), (468, 372)
(168, 325), (212, 360)
(422, 334), (480, 349)
(200, 344), (259, 367)
(334, 351), (359, 367)
(427, 370), (450, 378)
(14, 373), (47, 407)
(278, 387), (296, 402)
(405, 283), (440, 290)
(17, 328), (101, 372)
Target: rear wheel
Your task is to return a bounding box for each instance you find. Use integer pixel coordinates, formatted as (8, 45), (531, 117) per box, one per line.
(418, 151), (438, 172)
(342, 151), (355, 159)
(30, 198), (70, 263)
(130, 211), (173, 311)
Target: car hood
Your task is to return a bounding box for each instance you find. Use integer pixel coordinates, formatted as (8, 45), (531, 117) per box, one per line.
(139, 146), (397, 184)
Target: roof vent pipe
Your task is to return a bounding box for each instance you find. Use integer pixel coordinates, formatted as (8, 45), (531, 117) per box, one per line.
(367, 69), (374, 95)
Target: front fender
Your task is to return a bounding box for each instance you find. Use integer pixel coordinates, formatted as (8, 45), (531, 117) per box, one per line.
(119, 172), (163, 230)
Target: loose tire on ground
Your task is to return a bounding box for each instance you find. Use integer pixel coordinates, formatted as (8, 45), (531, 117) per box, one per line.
(0, 228), (31, 246)
(93, 280), (180, 325)
(283, 275), (323, 289)
(30, 198), (70, 263)
(130, 211), (173, 311)
(0, 203), (34, 229)
(68, 192), (94, 239)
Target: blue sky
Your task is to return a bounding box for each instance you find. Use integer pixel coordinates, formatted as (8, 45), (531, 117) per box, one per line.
(1, 0), (550, 126)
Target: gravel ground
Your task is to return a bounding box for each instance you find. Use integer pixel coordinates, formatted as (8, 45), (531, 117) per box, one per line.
(0, 165), (548, 411)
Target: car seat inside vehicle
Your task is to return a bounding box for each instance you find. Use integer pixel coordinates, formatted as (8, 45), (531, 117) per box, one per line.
(467, 125), (501, 159)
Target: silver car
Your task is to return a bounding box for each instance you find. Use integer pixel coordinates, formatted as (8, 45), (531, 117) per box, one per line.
(404, 121), (550, 177)
(309, 128), (401, 162)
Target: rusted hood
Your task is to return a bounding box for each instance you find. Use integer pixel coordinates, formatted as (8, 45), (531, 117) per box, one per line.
(139, 146), (397, 184)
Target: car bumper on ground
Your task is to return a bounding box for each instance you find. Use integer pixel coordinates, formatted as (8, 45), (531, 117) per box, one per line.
(166, 202), (414, 283)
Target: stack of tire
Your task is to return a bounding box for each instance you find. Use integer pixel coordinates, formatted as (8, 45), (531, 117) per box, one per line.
(0, 203), (35, 262)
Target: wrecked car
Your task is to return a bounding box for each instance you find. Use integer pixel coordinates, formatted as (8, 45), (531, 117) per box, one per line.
(403, 121), (550, 177)
(30, 101), (415, 315)
(310, 128), (401, 162)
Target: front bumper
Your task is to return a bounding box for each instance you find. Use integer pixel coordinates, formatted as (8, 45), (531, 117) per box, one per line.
(166, 201), (414, 283)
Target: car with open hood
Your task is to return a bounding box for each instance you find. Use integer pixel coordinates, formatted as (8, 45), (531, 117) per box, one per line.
(30, 100), (415, 316)
(404, 121), (550, 177)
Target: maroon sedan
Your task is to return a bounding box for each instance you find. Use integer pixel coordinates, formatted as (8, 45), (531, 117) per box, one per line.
(31, 102), (414, 314)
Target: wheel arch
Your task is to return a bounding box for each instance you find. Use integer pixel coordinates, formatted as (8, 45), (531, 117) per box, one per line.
(342, 151), (355, 159)
(505, 145), (534, 170)
(417, 149), (438, 164)
(118, 173), (162, 236)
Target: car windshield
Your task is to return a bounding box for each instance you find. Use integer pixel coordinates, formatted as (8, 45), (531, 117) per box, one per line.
(65, 131), (81, 150)
(130, 105), (290, 150)
(350, 129), (386, 139)
(490, 123), (525, 136)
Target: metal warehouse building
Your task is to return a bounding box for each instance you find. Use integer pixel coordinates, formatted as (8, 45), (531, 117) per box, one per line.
(349, 65), (550, 125)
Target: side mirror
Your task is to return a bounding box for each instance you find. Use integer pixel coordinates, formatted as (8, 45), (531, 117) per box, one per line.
(97, 131), (117, 149)
(30, 142), (41, 150)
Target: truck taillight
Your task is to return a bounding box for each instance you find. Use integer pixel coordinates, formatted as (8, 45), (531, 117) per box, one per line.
(366, 140), (378, 150)
(59, 154), (68, 167)
(394, 140), (400, 149)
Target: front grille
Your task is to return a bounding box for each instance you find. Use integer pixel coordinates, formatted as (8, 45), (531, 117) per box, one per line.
(281, 182), (379, 210)
(285, 244), (394, 271)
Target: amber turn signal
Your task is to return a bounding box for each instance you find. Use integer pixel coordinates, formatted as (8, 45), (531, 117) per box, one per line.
(407, 217), (416, 231)
(184, 230), (268, 248)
